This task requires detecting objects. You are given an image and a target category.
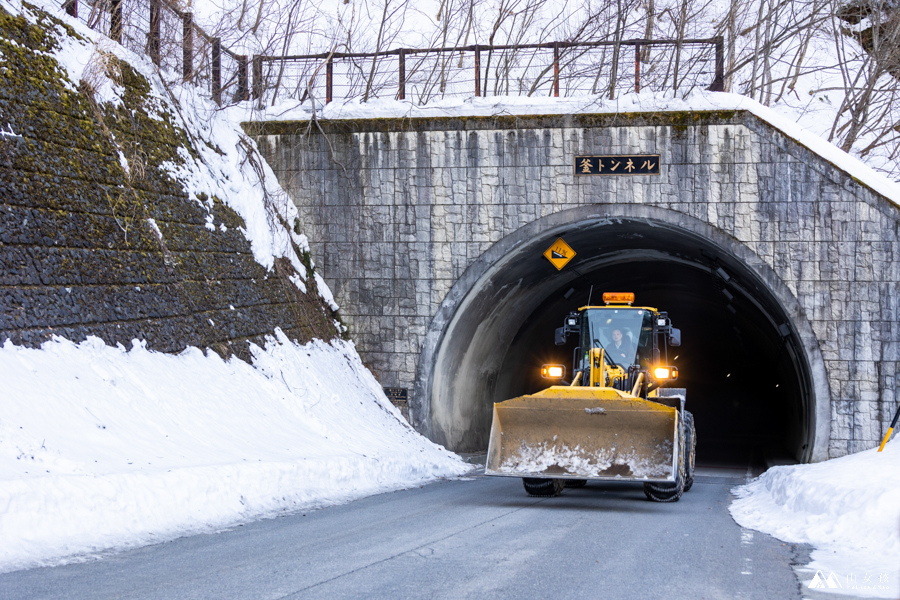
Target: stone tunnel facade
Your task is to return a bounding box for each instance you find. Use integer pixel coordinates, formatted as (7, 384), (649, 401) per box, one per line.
(252, 110), (900, 461)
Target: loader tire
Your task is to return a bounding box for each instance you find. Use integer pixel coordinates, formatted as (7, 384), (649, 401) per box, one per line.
(644, 417), (687, 502)
(683, 411), (697, 492)
(522, 478), (565, 497)
(643, 479), (684, 502)
(565, 479), (587, 488)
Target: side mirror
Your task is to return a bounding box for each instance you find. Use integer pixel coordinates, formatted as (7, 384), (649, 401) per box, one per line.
(669, 328), (681, 347)
(555, 327), (567, 345)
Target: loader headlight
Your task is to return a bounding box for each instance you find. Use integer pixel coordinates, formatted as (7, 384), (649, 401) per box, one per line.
(541, 364), (566, 379)
(653, 366), (679, 380)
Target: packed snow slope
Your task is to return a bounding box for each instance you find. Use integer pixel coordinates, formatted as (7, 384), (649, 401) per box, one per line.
(730, 441), (900, 598)
(0, 333), (469, 573)
(0, 0), (468, 573)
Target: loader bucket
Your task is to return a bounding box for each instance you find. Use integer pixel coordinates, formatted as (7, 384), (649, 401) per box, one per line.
(485, 386), (679, 483)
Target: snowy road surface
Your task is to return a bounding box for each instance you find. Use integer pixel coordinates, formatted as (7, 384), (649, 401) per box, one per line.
(0, 468), (809, 600)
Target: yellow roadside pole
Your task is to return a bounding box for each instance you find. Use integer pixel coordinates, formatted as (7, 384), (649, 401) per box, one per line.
(877, 404), (900, 452)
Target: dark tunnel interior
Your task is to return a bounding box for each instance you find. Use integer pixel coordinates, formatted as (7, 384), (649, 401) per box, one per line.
(429, 217), (813, 467)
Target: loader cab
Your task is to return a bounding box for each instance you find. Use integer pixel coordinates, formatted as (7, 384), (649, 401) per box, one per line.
(555, 292), (681, 395)
(579, 307), (653, 369)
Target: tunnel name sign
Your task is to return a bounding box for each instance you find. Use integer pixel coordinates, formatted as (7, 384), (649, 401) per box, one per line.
(544, 238), (576, 270)
(574, 155), (660, 175)
(383, 387), (408, 404)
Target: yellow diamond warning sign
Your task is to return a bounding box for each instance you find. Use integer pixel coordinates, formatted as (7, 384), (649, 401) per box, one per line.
(543, 238), (576, 270)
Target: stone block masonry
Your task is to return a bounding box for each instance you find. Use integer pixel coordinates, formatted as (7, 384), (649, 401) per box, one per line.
(0, 4), (338, 359)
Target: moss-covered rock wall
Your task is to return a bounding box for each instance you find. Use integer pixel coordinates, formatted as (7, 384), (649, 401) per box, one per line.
(0, 2), (339, 358)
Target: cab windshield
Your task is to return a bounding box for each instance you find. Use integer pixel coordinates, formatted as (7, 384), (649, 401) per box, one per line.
(581, 308), (653, 368)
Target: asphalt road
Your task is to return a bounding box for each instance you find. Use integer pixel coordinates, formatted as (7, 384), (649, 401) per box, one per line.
(0, 468), (810, 600)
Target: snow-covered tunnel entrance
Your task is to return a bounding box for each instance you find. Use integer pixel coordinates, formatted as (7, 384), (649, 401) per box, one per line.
(255, 104), (900, 462)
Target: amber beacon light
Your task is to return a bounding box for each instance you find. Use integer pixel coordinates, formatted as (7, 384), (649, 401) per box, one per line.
(602, 292), (635, 305)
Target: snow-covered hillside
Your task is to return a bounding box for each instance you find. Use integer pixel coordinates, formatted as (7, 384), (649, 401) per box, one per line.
(0, 0), (468, 573)
(0, 334), (468, 573)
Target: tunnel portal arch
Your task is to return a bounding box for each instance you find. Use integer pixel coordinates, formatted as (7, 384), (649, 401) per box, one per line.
(415, 204), (831, 464)
(255, 108), (900, 461)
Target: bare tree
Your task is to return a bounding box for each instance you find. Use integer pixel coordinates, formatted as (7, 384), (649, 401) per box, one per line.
(176, 0), (900, 176)
(826, 0), (900, 155)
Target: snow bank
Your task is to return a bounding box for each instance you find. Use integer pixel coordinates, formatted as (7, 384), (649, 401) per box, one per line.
(0, 333), (469, 572)
(0, 0), (470, 574)
(730, 443), (900, 598)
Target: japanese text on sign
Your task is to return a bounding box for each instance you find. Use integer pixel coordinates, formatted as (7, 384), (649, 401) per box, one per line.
(383, 387), (409, 404)
(574, 155), (661, 175)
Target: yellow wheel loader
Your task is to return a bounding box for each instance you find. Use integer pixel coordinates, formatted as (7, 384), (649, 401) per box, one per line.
(485, 293), (696, 502)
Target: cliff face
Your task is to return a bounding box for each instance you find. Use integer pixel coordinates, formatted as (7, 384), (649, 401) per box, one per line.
(0, 1), (339, 358)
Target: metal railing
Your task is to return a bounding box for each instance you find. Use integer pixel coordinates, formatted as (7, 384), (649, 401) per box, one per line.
(62, 0), (249, 105)
(60, 0), (724, 109)
(252, 37), (724, 106)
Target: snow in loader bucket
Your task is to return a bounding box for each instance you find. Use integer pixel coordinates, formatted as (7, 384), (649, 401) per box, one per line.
(484, 387), (679, 483)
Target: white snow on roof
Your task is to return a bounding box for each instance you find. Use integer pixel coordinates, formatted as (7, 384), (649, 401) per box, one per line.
(246, 91), (900, 210)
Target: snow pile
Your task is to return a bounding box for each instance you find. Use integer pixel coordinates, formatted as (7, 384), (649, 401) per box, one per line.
(495, 439), (673, 480)
(730, 443), (900, 598)
(0, 333), (469, 573)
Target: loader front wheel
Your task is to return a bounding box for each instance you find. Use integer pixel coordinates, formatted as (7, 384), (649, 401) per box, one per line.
(683, 411), (697, 492)
(523, 478), (565, 497)
(644, 417), (687, 502)
(643, 478), (684, 502)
